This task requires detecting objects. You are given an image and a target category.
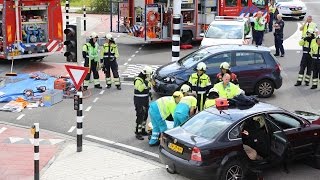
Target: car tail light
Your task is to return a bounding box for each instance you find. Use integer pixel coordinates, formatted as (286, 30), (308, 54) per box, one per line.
(275, 63), (281, 73)
(191, 147), (202, 162)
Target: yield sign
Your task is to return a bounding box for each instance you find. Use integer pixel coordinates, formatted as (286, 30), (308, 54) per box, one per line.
(65, 65), (89, 90)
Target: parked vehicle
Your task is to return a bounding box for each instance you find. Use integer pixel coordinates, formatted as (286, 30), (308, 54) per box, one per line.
(159, 102), (320, 180)
(275, 0), (307, 20)
(152, 45), (282, 98)
(0, 0), (63, 60)
(200, 16), (252, 48)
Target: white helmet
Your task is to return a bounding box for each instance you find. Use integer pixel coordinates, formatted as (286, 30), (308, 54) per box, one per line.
(141, 66), (153, 75)
(220, 62), (230, 70)
(180, 84), (191, 93)
(209, 87), (219, 94)
(106, 33), (113, 40)
(90, 32), (98, 38)
(196, 62), (206, 71)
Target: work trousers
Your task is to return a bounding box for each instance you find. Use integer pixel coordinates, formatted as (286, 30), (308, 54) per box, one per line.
(268, 13), (274, 32)
(134, 101), (149, 134)
(297, 53), (313, 83)
(84, 59), (100, 87)
(255, 30), (264, 46)
(312, 60), (320, 87)
(104, 59), (120, 86)
(274, 34), (284, 55)
(196, 93), (206, 112)
(148, 102), (168, 145)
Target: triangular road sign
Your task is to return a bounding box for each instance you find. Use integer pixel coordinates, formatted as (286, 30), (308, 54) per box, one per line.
(65, 65), (89, 90)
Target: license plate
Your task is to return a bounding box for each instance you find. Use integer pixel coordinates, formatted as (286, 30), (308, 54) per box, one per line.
(168, 143), (183, 154)
(292, 10), (301, 14)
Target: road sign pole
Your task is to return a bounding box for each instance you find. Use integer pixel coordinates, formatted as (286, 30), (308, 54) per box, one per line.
(75, 92), (83, 152)
(32, 123), (40, 180)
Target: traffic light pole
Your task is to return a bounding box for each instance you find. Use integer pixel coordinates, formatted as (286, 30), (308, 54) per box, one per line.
(76, 17), (82, 66)
(74, 92), (83, 152)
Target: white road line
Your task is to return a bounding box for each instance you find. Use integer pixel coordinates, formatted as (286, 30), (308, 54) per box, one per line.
(135, 51), (139, 53)
(296, 51), (300, 53)
(114, 38), (117, 40)
(93, 97), (99, 103)
(99, 90), (105, 95)
(121, 82), (134, 86)
(0, 127), (7, 134)
(85, 135), (159, 158)
(99, 32), (105, 34)
(131, 54), (135, 58)
(68, 126), (76, 133)
(128, 58), (132, 61)
(16, 114), (25, 120)
(139, 47), (142, 50)
(124, 62), (128, 66)
(85, 106), (92, 112)
(117, 35), (120, 38)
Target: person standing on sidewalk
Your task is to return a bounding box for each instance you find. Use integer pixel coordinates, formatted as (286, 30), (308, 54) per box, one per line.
(268, 0), (276, 32)
(101, 33), (121, 90)
(253, 11), (266, 46)
(310, 35), (320, 89)
(133, 66), (154, 140)
(295, 30), (315, 86)
(273, 14), (285, 57)
(83, 32), (102, 90)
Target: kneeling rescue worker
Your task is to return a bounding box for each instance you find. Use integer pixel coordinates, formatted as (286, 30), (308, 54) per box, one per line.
(83, 32), (102, 90)
(133, 66), (153, 140)
(148, 91), (183, 146)
(188, 62), (212, 111)
(101, 33), (121, 90)
(204, 88), (219, 109)
(173, 84), (197, 128)
(215, 62), (239, 85)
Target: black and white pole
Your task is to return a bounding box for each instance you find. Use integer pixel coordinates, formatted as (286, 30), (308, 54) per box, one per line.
(83, 5), (86, 31)
(33, 123), (40, 180)
(172, 0), (182, 62)
(110, 0), (113, 32)
(66, 0), (70, 26)
(75, 91), (83, 152)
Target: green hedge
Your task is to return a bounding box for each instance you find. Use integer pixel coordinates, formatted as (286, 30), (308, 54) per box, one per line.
(61, 0), (111, 13)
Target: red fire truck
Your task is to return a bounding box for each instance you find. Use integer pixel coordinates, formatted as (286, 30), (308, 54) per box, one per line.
(0, 0), (63, 60)
(122, 0), (269, 43)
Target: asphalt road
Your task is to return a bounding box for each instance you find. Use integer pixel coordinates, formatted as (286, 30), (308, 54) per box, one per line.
(1, 2), (320, 179)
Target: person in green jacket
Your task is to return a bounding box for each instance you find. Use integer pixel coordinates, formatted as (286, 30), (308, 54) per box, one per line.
(204, 88), (219, 109)
(148, 91), (183, 146)
(214, 73), (242, 99)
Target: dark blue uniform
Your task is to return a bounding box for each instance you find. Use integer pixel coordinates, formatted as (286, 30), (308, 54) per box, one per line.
(274, 19), (285, 56)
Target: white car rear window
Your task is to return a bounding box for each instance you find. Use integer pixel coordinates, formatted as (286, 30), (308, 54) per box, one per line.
(206, 24), (243, 39)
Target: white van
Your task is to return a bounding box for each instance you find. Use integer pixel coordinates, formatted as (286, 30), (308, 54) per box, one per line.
(200, 16), (252, 48)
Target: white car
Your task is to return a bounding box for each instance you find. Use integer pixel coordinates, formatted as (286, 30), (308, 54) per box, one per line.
(275, 0), (307, 20)
(200, 16), (251, 48)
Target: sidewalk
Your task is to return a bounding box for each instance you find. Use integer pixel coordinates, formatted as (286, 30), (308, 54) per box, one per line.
(41, 141), (189, 180)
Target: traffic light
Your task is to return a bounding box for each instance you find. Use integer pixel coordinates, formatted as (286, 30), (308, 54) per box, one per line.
(64, 25), (77, 62)
(74, 94), (80, 110)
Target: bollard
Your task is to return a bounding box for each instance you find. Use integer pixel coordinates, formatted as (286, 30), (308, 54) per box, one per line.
(110, 0), (113, 32)
(32, 123), (40, 180)
(75, 91), (83, 152)
(83, 5), (86, 31)
(65, 0), (70, 26)
(172, 0), (182, 62)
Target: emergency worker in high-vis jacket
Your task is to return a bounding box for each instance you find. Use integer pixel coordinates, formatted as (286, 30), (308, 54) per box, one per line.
(204, 88), (219, 109)
(148, 91), (183, 146)
(83, 32), (102, 90)
(187, 62), (212, 111)
(214, 73), (241, 99)
(215, 62), (239, 85)
(295, 30), (315, 86)
(310, 36), (320, 89)
(101, 33), (121, 90)
(133, 66), (153, 140)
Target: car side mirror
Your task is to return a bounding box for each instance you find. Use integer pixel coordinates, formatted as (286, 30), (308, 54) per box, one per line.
(200, 33), (205, 37)
(245, 34), (252, 39)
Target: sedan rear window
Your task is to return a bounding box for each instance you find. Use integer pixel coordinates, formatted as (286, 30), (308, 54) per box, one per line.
(181, 111), (233, 140)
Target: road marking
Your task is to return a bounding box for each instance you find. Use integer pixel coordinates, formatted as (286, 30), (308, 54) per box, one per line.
(0, 127), (7, 134)
(135, 51), (139, 53)
(85, 135), (159, 158)
(16, 114), (25, 120)
(269, 22), (302, 50)
(68, 126), (76, 133)
(139, 47), (142, 50)
(99, 90), (105, 95)
(124, 62), (128, 66)
(93, 97), (99, 103)
(99, 32), (105, 34)
(114, 38), (117, 40)
(128, 58), (132, 61)
(131, 54), (135, 58)
(9, 137), (24, 143)
(117, 35), (120, 38)
(122, 82), (134, 86)
(85, 106), (92, 112)
(296, 51), (300, 53)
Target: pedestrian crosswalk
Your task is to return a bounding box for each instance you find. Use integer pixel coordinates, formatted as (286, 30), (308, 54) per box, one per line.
(121, 64), (161, 81)
(4, 137), (65, 145)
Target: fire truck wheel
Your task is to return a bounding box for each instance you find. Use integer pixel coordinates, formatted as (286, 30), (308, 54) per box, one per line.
(181, 30), (193, 45)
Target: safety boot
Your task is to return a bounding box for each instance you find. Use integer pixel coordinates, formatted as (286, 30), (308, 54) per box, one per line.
(135, 134), (144, 140)
(106, 84), (111, 89)
(311, 85), (317, 89)
(305, 82), (309, 86)
(141, 129), (149, 136)
(94, 84), (102, 89)
(294, 81), (302, 86)
(116, 85), (121, 90)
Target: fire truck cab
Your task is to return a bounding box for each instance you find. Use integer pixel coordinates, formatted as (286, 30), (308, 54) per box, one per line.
(0, 0), (63, 60)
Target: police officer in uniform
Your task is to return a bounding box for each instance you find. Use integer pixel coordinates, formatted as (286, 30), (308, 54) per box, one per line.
(215, 62), (239, 85)
(101, 33), (121, 90)
(310, 35), (320, 89)
(133, 66), (153, 140)
(295, 30), (315, 86)
(83, 32), (102, 90)
(273, 14), (285, 57)
(187, 62), (212, 111)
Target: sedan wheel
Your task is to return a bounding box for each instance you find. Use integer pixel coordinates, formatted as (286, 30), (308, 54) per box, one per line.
(256, 79), (274, 98)
(225, 165), (243, 180)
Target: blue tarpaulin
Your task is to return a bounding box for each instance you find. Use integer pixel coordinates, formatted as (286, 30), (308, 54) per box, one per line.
(0, 72), (57, 102)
